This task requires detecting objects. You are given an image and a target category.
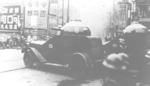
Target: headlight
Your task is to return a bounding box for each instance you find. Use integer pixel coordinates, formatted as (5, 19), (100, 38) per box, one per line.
(145, 50), (150, 58)
(75, 27), (79, 33)
(26, 42), (30, 45)
(83, 27), (88, 30)
(113, 44), (117, 47)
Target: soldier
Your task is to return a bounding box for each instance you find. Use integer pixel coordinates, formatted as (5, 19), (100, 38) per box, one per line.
(102, 53), (135, 86)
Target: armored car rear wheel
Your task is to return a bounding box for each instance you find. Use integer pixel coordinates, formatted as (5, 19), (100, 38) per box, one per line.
(69, 54), (90, 79)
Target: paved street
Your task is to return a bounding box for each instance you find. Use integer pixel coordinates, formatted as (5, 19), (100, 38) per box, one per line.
(0, 49), (24, 72)
(0, 49), (102, 86)
(0, 68), (72, 86)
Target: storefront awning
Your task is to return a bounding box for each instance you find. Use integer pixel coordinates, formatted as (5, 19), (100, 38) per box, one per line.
(0, 30), (19, 33)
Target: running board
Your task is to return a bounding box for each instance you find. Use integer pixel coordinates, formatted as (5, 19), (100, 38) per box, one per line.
(43, 63), (69, 67)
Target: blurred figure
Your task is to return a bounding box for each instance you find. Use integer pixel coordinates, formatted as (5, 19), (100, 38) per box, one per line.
(1, 36), (6, 49)
(27, 35), (32, 43)
(20, 36), (27, 48)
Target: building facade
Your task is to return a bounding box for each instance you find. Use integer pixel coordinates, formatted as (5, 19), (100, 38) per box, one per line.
(135, 0), (150, 19)
(0, 0), (134, 40)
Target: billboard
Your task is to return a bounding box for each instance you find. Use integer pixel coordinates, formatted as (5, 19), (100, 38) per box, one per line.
(0, 5), (21, 31)
(25, 0), (49, 29)
(135, 0), (145, 2)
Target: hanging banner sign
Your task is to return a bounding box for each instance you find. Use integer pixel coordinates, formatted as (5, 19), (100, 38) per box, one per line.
(25, 0), (48, 29)
(0, 5), (21, 31)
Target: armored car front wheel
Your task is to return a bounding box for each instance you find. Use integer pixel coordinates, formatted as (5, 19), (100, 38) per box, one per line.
(23, 52), (40, 68)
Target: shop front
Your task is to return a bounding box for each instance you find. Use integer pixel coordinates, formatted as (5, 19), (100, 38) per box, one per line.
(136, 0), (150, 19)
(0, 4), (22, 45)
(23, 28), (47, 41)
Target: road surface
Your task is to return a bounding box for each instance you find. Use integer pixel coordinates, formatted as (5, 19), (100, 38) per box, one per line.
(0, 49), (102, 86)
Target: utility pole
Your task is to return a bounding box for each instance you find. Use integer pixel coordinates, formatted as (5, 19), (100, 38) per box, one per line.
(47, 0), (50, 36)
(62, 0), (64, 26)
(22, 0), (25, 36)
(113, 0), (115, 29)
(67, 0), (70, 23)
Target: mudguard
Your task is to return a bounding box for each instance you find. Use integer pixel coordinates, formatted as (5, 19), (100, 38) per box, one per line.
(73, 52), (94, 68)
(29, 47), (47, 63)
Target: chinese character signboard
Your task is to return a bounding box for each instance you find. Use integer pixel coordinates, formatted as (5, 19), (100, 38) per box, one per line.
(25, 0), (48, 29)
(0, 5), (21, 31)
(50, 0), (58, 3)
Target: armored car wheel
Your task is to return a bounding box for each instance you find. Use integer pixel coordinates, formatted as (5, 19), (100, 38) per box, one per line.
(23, 52), (40, 68)
(69, 54), (90, 78)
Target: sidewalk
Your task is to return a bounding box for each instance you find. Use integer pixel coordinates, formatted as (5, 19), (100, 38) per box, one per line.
(0, 49), (23, 62)
(0, 49), (24, 72)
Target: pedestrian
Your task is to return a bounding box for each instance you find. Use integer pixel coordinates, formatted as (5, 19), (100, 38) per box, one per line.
(20, 36), (26, 48)
(27, 35), (32, 43)
(1, 36), (6, 49)
(5, 38), (9, 48)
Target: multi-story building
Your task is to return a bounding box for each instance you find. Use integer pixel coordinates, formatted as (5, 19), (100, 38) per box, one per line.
(0, 0), (134, 40)
(135, 0), (150, 18)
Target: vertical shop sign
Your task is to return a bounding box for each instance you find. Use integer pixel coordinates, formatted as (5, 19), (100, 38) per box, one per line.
(50, 0), (58, 3)
(25, 0), (48, 29)
(148, 6), (150, 11)
(0, 5), (21, 30)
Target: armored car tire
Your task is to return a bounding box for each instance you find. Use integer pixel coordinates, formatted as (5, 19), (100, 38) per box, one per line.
(23, 51), (40, 68)
(69, 53), (91, 78)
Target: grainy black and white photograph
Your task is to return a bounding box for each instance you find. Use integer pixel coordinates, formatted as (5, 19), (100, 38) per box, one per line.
(0, 0), (150, 86)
